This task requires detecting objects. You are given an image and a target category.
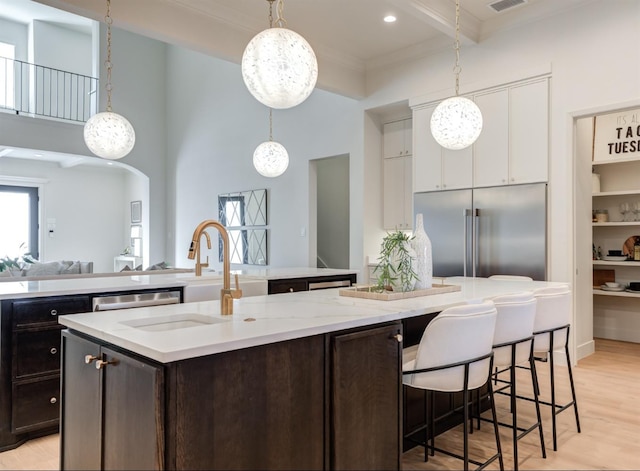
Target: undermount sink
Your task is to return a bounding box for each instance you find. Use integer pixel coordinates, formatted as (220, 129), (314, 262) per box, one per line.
(120, 314), (228, 332)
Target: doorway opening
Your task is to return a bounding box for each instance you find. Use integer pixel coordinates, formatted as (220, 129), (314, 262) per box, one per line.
(312, 154), (350, 269)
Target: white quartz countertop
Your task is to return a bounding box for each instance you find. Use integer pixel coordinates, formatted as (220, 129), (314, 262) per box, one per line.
(0, 267), (358, 300)
(58, 277), (565, 364)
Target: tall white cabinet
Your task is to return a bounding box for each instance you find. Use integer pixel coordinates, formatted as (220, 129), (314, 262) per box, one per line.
(383, 118), (413, 230)
(413, 78), (549, 193)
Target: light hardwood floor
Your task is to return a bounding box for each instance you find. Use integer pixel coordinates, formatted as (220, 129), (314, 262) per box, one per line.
(0, 338), (638, 470)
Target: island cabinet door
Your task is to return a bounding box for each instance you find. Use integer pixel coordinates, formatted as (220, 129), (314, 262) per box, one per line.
(329, 322), (403, 470)
(60, 332), (164, 471)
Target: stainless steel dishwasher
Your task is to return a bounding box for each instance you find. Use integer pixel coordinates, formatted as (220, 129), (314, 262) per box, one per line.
(92, 290), (181, 311)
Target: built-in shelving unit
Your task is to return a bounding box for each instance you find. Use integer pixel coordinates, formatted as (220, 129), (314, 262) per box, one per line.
(592, 156), (640, 341)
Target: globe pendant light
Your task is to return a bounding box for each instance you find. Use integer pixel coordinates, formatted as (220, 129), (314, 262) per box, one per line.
(84, 0), (135, 160)
(254, 108), (289, 178)
(242, 0), (317, 109)
(430, 0), (482, 151)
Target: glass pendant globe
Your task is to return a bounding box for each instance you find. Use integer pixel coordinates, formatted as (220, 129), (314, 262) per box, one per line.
(253, 141), (289, 178)
(84, 111), (136, 160)
(242, 27), (318, 109)
(430, 96), (483, 150)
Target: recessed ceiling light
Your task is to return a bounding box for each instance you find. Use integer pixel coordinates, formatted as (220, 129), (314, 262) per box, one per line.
(383, 15), (397, 23)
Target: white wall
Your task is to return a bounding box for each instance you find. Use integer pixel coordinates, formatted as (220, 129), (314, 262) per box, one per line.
(31, 20), (91, 75)
(164, 45), (361, 271)
(0, 157), (127, 272)
(0, 17), (27, 61)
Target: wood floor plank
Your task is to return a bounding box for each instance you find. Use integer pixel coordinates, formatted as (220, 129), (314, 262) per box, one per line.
(1, 338), (638, 470)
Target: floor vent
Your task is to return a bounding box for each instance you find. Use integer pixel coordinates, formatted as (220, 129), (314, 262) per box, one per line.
(488, 0), (527, 13)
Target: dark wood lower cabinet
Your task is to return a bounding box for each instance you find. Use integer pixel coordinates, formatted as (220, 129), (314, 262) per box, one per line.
(60, 332), (164, 471)
(330, 323), (403, 470)
(61, 320), (402, 471)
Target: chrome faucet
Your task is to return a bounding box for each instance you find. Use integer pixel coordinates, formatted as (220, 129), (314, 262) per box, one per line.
(188, 220), (242, 315)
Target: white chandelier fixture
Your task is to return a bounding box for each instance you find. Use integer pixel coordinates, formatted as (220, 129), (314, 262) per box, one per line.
(84, 0), (135, 160)
(241, 0), (318, 110)
(430, 0), (482, 151)
(253, 108), (289, 178)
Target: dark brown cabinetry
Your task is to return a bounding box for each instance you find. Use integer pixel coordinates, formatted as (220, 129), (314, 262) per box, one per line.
(0, 287), (182, 451)
(0, 295), (90, 450)
(60, 332), (164, 470)
(267, 273), (357, 294)
(60, 320), (402, 470)
(329, 323), (403, 470)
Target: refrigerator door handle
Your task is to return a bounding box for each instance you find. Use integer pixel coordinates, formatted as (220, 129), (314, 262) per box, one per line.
(473, 208), (480, 277)
(463, 209), (471, 277)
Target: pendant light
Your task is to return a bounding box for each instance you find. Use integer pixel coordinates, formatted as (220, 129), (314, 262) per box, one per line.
(430, 0), (482, 150)
(84, 0), (135, 160)
(253, 108), (289, 178)
(242, 0), (317, 109)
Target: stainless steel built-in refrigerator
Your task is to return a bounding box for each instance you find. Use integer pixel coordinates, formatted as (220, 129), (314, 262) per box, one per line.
(413, 183), (547, 280)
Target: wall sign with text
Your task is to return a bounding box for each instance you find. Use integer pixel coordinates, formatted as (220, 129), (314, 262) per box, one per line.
(594, 108), (640, 161)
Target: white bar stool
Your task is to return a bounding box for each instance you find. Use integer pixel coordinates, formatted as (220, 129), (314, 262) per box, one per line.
(484, 291), (546, 470)
(402, 301), (504, 471)
(530, 285), (581, 451)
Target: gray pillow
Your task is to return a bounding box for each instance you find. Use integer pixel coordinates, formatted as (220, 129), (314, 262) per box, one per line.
(62, 261), (81, 275)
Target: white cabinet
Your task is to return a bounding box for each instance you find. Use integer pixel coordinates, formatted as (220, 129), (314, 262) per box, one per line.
(383, 155), (412, 230)
(414, 78), (549, 192)
(413, 105), (472, 192)
(510, 80), (548, 184)
(473, 90), (509, 187)
(383, 119), (412, 158)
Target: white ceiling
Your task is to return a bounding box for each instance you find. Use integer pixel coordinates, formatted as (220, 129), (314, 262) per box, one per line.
(27, 0), (593, 97)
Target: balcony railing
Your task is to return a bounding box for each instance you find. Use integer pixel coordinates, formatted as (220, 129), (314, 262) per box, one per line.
(0, 56), (98, 123)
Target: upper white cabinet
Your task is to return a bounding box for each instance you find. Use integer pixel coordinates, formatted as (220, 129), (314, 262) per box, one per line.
(383, 118), (413, 230)
(509, 80), (548, 184)
(473, 89), (509, 187)
(413, 78), (549, 192)
(413, 105), (472, 192)
(383, 119), (412, 158)
(383, 155), (412, 230)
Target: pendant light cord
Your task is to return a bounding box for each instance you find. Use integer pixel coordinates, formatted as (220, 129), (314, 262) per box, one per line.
(453, 0), (461, 97)
(104, 0), (113, 112)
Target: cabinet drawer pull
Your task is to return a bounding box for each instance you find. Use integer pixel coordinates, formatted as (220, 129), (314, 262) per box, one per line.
(50, 309), (58, 316)
(50, 397), (57, 404)
(85, 355), (98, 364)
(392, 333), (403, 343)
(50, 347), (57, 355)
(96, 359), (118, 370)
(289, 288), (294, 292)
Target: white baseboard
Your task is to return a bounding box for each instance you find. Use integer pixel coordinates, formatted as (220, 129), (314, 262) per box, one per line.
(576, 340), (595, 360)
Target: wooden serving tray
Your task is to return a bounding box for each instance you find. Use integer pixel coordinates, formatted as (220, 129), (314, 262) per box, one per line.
(339, 283), (461, 301)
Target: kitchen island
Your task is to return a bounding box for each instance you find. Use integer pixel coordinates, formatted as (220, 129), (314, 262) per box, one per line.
(57, 277), (564, 470)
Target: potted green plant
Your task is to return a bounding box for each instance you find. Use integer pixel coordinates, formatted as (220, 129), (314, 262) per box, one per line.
(373, 230), (417, 292)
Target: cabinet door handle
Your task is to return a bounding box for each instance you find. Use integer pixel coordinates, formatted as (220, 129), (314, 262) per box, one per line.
(50, 309), (57, 316)
(289, 288), (294, 292)
(391, 333), (403, 343)
(96, 359), (118, 370)
(50, 397), (57, 404)
(50, 347), (57, 355)
(85, 355), (98, 364)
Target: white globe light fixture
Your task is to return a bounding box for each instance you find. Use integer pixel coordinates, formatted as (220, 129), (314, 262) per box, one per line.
(430, 0), (482, 150)
(241, 0), (318, 109)
(84, 111), (135, 160)
(253, 141), (289, 178)
(84, 0), (135, 160)
(430, 96), (482, 150)
(254, 108), (289, 178)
